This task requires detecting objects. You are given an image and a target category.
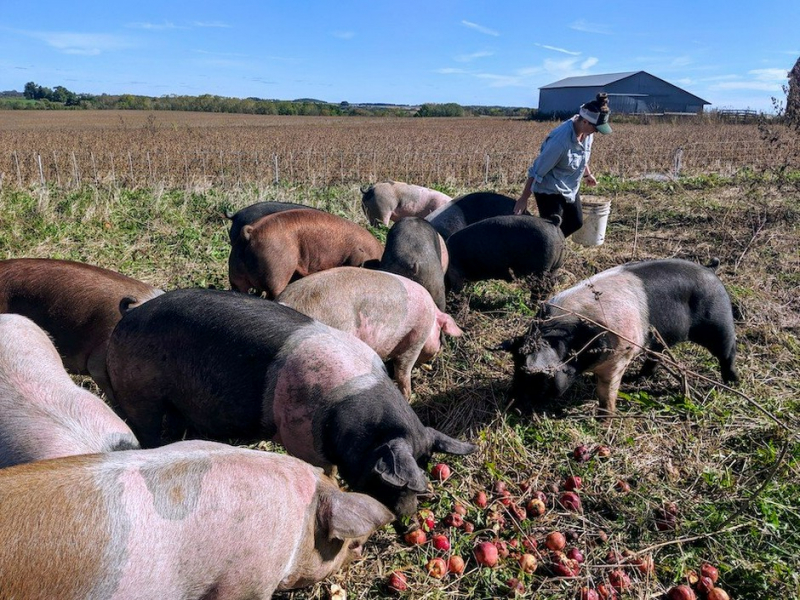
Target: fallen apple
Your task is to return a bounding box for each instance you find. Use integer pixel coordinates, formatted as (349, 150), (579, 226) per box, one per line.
(559, 491), (583, 513)
(506, 577), (525, 596)
(432, 534), (451, 551)
(448, 555), (466, 575)
(580, 587), (600, 600)
(700, 562), (719, 583)
(666, 585), (697, 600)
(564, 475), (582, 491)
(404, 529), (427, 546)
(519, 552), (538, 574)
(545, 531), (567, 551)
(426, 557), (448, 579)
(707, 588), (730, 600)
(387, 570), (408, 593)
(474, 541), (499, 567)
(431, 462), (451, 482)
(526, 497), (546, 518)
(474, 490), (488, 508)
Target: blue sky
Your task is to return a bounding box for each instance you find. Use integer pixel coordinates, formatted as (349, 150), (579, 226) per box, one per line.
(1, 1), (797, 112)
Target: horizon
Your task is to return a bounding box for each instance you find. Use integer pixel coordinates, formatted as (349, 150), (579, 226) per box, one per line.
(1, 1), (797, 113)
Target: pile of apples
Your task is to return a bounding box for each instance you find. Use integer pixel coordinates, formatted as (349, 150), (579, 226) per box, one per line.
(384, 448), (732, 598)
(666, 562), (730, 600)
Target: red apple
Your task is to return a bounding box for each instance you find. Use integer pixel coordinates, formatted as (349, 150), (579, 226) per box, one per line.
(404, 529), (426, 545)
(417, 508), (436, 532)
(573, 444), (591, 461)
(507, 577), (525, 596)
(432, 534), (451, 551)
(498, 489), (513, 506)
(507, 501), (527, 521)
(559, 491), (583, 512)
(707, 589), (730, 600)
(430, 462), (451, 482)
(493, 480), (508, 494)
(519, 552), (538, 574)
(448, 555), (465, 575)
(387, 570), (408, 593)
(580, 588), (600, 600)
(700, 563), (720, 583)
(453, 503), (467, 516)
(474, 541), (499, 567)
(567, 547), (585, 563)
(474, 490), (488, 508)
(526, 498), (546, 517)
(667, 585), (697, 600)
(608, 568), (631, 592)
(596, 583), (618, 600)
(696, 576), (715, 596)
(462, 521), (475, 533)
(426, 557), (448, 579)
(444, 512), (464, 528)
(564, 475), (582, 491)
(545, 531), (567, 551)
(494, 540), (510, 559)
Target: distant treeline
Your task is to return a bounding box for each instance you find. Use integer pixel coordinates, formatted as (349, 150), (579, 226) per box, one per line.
(0, 83), (532, 118)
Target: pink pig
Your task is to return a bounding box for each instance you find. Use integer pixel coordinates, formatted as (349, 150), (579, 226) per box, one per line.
(277, 267), (463, 398)
(0, 314), (139, 468)
(0, 440), (393, 600)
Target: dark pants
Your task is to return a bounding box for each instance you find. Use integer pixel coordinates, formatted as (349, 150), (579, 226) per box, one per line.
(534, 192), (583, 237)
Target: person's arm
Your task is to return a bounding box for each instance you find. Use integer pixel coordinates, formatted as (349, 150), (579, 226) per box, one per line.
(583, 167), (597, 187)
(514, 176), (534, 214)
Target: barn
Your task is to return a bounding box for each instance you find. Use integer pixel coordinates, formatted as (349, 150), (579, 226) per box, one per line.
(537, 71), (710, 116)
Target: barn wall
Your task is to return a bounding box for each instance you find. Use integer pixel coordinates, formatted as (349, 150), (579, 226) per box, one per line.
(538, 73), (706, 115)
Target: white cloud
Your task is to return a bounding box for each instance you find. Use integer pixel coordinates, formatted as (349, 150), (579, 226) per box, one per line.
(580, 57), (598, 70)
(454, 50), (493, 62)
(536, 43), (580, 56)
(750, 68), (790, 82)
(191, 21), (231, 28)
(26, 31), (133, 55)
(461, 20), (499, 36)
(569, 19), (612, 35)
(437, 68), (469, 74)
(332, 31), (355, 40)
(126, 21), (184, 31)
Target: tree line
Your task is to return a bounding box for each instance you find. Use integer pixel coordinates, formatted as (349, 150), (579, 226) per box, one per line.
(0, 82), (531, 118)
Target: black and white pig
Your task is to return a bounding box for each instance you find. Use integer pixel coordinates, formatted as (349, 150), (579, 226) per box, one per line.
(502, 259), (739, 416)
(380, 217), (449, 310)
(425, 191), (520, 240)
(106, 289), (476, 516)
(0, 440), (393, 600)
(0, 314), (139, 468)
(225, 200), (318, 244)
(446, 214), (565, 293)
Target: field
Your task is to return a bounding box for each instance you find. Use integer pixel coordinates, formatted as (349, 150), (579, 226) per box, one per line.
(1, 111), (799, 599)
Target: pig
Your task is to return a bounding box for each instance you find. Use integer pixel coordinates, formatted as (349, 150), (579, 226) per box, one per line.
(0, 314), (139, 468)
(425, 191), (521, 240)
(361, 181), (452, 226)
(502, 259), (739, 416)
(380, 216), (449, 310)
(445, 214), (565, 293)
(277, 267), (463, 398)
(0, 440), (394, 600)
(225, 200), (318, 244)
(228, 209), (384, 298)
(0, 258), (164, 398)
(106, 288), (477, 516)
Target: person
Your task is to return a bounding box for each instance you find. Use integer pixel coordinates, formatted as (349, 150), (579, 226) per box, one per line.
(513, 93), (612, 237)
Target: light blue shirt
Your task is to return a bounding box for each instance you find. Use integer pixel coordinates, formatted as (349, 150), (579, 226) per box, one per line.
(527, 117), (592, 203)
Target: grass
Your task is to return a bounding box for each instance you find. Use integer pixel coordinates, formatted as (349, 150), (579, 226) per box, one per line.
(1, 172), (798, 600)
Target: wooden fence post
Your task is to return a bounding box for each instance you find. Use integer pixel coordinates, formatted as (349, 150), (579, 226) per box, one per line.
(273, 153), (279, 185)
(37, 154), (45, 185)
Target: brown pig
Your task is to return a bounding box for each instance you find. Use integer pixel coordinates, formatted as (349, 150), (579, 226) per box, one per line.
(0, 440), (394, 600)
(228, 209), (384, 298)
(0, 258), (164, 398)
(277, 267), (463, 398)
(0, 314), (139, 468)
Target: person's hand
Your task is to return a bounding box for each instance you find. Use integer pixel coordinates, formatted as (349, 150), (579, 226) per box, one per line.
(513, 197), (528, 215)
(584, 173), (598, 187)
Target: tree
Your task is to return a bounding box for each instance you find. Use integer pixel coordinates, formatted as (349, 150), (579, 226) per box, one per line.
(785, 56), (800, 127)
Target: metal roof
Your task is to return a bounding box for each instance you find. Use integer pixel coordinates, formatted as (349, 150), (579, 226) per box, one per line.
(539, 71), (640, 89)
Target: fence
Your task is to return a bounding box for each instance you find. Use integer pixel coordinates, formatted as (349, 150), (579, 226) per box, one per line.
(1, 140), (796, 191)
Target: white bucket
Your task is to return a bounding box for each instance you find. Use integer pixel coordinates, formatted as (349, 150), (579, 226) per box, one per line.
(572, 199), (612, 247)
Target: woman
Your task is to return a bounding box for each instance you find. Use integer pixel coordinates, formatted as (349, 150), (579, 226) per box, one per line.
(513, 93), (611, 237)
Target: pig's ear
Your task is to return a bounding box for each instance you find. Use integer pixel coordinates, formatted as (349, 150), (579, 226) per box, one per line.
(428, 428), (478, 456)
(242, 225), (254, 242)
(373, 439), (428, 493)
(320, 491), (394, 541)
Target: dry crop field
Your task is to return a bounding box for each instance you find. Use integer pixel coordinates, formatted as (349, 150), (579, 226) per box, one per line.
(0, 111), (798, 600)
